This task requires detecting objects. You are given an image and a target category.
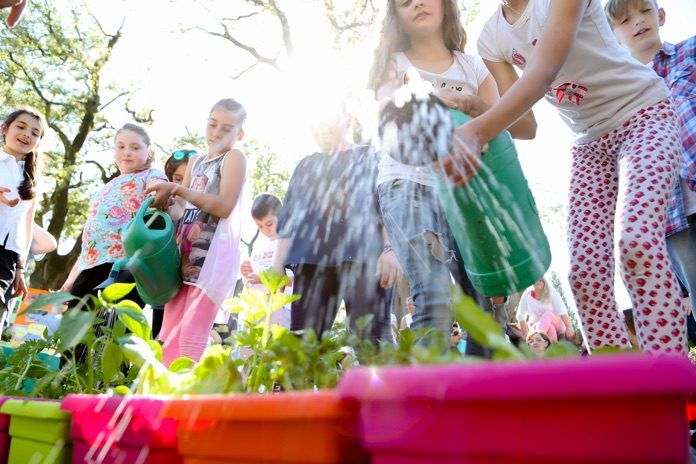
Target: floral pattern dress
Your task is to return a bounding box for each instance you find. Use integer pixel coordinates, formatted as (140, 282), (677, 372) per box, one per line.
(76, 169), (167, 272)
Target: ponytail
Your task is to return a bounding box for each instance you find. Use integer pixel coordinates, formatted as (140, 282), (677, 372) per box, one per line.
(18, 150), (37, 200)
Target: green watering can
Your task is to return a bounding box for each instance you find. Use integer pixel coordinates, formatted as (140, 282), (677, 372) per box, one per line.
(379, 94), (550, 296)
(111, 196), (182, 306)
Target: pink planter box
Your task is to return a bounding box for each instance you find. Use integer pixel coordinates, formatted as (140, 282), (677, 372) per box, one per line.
(61, 395), (181, 464)
(338, 354), (696, 464)
(0, 397), (11, 464)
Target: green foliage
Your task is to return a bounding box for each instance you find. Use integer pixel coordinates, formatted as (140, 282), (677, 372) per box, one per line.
(689, 346), (696, 364)
(244, 139), (290, 200)
(0, 284), (155, 398)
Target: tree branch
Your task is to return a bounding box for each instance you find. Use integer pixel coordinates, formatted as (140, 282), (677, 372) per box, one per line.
(85, 160), (118, 184)
(7, 52), (67, 107)
(100, 90), (131, 111)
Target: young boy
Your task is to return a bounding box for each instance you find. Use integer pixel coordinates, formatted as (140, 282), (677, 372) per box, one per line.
(240, 193), (291, 328)
(606, 0), (696, 342)
(272, 104), (403, 342)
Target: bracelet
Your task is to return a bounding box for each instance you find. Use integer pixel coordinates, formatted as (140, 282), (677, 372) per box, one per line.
(382, 245), (393, 254)
(15, 263), (23, 270)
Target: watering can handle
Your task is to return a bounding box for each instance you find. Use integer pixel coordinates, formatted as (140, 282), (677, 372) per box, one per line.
(135, 196), (155, 223)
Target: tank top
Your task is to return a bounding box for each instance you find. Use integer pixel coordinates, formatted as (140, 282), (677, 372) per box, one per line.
(177, 152), (244, 307)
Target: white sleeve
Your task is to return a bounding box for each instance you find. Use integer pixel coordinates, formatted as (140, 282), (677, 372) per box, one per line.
(472, 54), (491, 87)
(477, 19), (504, 63)
(375, 58), (400, 109)
(516, 291), (530, 322)
(550, 288), (568, 316)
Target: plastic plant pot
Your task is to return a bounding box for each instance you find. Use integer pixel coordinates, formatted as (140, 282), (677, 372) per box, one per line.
(0, 399), (71, 464)
(338, 354), (696, 464)
(162, 390), (368, 463)
(61, 394), (182, 464)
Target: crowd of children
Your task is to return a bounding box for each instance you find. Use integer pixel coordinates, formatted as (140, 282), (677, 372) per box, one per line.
(1, 0), (694, 364)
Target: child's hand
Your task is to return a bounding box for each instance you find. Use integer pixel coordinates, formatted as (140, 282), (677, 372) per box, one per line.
(146, 182), (178, 210)
(435, 89), (490, 118)
(0, 187), (20, 207)
(2, 0), (26, 27)
(376, 248), (403, 289)
(12, 271), (27, 300)
(432, 122), (484, 186)
(240, 260), (253, 278)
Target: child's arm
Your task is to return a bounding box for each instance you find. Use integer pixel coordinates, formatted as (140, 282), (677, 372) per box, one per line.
(442, 0), (588, 183)
(271, 238), (292, 285)
(12, 200), (36, 299)
(148, 150), (247, 219)
(376, 227), (403, 289)
(61, 261), (80, 293)
(482, 60), (538, 139)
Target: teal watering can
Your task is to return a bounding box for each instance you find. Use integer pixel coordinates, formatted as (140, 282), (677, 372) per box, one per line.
(110, 196), (182, 306)
(379, 93), (551, 296)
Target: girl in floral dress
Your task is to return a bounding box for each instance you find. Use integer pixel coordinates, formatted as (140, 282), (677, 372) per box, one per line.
(62, 123), (166, 306)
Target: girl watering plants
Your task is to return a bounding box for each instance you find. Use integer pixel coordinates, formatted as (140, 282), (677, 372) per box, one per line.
(445, 0), (687, 354)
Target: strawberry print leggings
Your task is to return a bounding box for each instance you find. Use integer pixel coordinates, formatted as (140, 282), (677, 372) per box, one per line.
(567, 101), (687, 355)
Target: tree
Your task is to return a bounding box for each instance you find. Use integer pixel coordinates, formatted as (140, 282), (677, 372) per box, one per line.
(0, 1), (129, 289)
(192, 0), (480, 76)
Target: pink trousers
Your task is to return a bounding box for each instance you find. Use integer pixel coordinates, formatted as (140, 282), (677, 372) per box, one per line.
(160, 284), (219, 366)
(567, 102), (686, 355)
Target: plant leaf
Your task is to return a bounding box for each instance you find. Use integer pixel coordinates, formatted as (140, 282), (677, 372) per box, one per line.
(114, 301), (151, 340)
(101, 341), (123, 383)
(56, 309), (95, 352)
(147, 340), (163, 363)
(17, 291), (76, 316)
(101, 283), (136, 304)
(169, 357), (195, 373)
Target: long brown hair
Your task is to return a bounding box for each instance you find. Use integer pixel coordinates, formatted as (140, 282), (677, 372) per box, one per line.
(368, 0), (467, 92)
(1, 107), (47, 201)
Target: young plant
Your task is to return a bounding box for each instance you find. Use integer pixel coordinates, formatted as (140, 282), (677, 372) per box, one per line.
(0, 283), (155, 398)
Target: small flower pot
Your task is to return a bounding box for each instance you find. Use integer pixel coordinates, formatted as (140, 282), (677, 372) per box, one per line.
(61, 394), (182, 464)
(162, 390), (367, 463)
(0, 399), (71, 464)
(338, 354), (696, 464)
(0, 397), (12, 463)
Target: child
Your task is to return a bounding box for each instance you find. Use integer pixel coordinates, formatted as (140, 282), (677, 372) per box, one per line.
(367, 0), (524, 340)
(605, 0), (696, 343)
(149, 148), (199, 339)
(459, 0), (686, 354)
(0, 107), (45, 321)
(147, 98), (247, 366)
(240, 193), (291, 328)
(62, 123), (166, 307)
(272, 103), (402, 341)
(516, 277), (575, 342)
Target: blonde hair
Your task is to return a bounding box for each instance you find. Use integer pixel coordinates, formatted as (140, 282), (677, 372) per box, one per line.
(367, 0), (467, 92)
(604, 0), (659, 27)
(535, 277), (551, 304)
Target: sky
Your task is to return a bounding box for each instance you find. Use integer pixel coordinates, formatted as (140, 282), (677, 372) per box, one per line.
(73, 0), (696, 311)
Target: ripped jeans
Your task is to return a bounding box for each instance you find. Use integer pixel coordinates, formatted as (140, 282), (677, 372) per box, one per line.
(378, 179), (469, 334)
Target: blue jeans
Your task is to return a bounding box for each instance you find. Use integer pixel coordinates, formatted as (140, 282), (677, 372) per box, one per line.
(665, 215), (696, 344)
(378, 179), (484, 335)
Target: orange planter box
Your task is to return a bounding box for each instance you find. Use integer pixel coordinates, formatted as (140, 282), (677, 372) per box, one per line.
(162, 390), (368, 463)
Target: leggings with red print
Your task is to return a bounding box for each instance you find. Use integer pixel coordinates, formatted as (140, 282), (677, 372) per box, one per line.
(567, 101), (687, 355)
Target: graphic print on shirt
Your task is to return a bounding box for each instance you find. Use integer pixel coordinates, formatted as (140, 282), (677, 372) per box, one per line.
(553, 82), (589, 105)
(402, 68), (465, 92)
(511, 47), (526, 66)
(179, 172), (218, 283)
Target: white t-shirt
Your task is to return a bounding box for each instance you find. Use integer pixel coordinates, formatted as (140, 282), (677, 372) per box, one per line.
(516, 286), (568, 325)
(241, 234), (292, 328)
(0, 150), (32, 257)
(477, 0), (668, 144)
(376, 51), (490, 187)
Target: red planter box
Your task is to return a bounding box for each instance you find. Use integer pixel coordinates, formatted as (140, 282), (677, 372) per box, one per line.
(162, 390), (367, 463)
(338, 354), (696, 464)
(61, 394), (181, 464)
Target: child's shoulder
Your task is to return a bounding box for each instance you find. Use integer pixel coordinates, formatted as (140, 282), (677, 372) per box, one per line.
(674, 35), (696, 59)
